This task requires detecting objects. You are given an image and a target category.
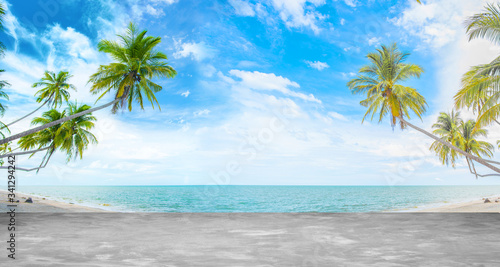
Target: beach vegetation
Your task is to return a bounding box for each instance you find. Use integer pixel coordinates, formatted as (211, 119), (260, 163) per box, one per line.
(348, 43), (500, 177)
(0, 22), (176, 172)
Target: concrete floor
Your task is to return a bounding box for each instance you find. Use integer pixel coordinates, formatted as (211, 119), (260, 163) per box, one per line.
(1, 213), (499, 266)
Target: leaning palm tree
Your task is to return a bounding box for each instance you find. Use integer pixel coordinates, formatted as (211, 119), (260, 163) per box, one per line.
(3, 71), (76, 128)
(57, 102), (98, 162)
(458, 120), (495, 178)
(429, 111), (462, 167)
(14, 109), (66, 172)
(348, 43), (500, 174)
(347, 43), (426, 129)
(455, 3), (500, 127)
(3, 104), (97, 172)
(0, 22), (176, 146)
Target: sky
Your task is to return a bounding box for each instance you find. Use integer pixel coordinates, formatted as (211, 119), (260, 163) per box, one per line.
(1, 0), (500, 186)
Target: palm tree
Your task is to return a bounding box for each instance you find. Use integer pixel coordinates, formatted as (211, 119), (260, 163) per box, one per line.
(89, 22), (176, 113)
(58, 102), (98, 162)
(3, 71), (76, 128)
(348, 44), (500, 174)
(459, 120), (495, 178)
(429, 112), (495, 178)
(347, 43), (426, 129)
(14, 109), (66, 172)
(0, 22), (176, 146)
(455, 3), (500, 127)
(2, 103), (97, 172)
(429, 111), (462, 167)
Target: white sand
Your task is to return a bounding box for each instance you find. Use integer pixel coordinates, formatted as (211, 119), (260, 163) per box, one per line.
(0, 189), (107, 212)
(416, 195), (500, 212)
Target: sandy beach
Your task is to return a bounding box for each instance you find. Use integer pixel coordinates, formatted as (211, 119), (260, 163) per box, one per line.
(0, 190), (106, 213)
(416, 196), (500, 213)
(2, 190), (500, 265)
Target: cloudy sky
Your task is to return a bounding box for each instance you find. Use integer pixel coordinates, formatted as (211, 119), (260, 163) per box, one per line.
(1, 0), (500, 186)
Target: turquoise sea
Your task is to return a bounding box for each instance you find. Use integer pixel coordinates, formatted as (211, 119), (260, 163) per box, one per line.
(17, 185), (500, 212)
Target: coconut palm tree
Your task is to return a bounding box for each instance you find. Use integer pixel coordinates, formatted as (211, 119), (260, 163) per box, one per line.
(429, 111), (462, 167)
(89, 22), (176, 113)
(57, 102), (98, 162)
(0, 22), (176, 146)
(455, 3), (500, 127)
(458, 119), (495, 178)
(348, 44), (500, 174)
(3, 71), (76, 128)
(430, 111), (495, 178)
(347, 43), (426, 129)
(13, 109), (66, 172)
(2, 103), (97, 172)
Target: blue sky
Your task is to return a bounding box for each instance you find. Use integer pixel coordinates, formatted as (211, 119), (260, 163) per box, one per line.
(1, 0), (500, 186)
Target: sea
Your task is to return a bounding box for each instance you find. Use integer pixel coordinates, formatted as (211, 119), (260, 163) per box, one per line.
(17, 185), (500, 213)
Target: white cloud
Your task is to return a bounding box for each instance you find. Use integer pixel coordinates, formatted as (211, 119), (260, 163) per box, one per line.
(341, 72), (356, 79)
(145, 4), (164, 17)
(343, 0), (357, 7)
(173, 40), (217, 61)
(340, 18), (346, 25)
(305, 60), (329, 71)
(390, 0), (486, 49)
(202, 64), (217, 77)
(193, 109), (211, 117)
(270, 0), (328, 34)
(328, 111), (348, 121)
(181, 90), (190, 97)
(229, 70), (322, 103)
(367, 37), (381, 46)
(229, 0), (256, 16)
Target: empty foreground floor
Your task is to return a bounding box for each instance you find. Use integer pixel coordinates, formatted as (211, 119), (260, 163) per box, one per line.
(1, 213), (499, 266)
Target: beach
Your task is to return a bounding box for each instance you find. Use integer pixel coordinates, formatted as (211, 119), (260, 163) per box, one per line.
(0, 190), (106, 213)
(2, 190), (500, 265)
(416, 196), (500, 212)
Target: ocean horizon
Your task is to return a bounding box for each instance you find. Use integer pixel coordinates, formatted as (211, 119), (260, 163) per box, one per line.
(17, 185), (500, 213)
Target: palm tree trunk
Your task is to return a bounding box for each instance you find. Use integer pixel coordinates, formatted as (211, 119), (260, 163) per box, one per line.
(399, 116), (500, 174)
(466, 158), (479, 179)
(2, 99), (50, 129)
(0, 148), (54, 172)
(0, 166), (44, 172)
(0, 146), (51, 159)
(467, 157), (500, 178)
(0, 98), (120, 146)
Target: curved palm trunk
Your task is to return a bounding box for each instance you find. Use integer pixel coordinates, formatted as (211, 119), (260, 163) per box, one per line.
(2, 99), (50, 129)
(0, 166), (45, 172)
(466, 158), (479, 179)
(468, 157), (500, 178)
(399, 116), (500, 174)
(0, 148), (54, 172)
(0, 98), (120, 146)
(0, 146), (51, 159)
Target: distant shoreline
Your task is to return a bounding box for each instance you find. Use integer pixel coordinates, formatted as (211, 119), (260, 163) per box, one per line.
(2, 189), (500, 213)
(0, 189), (107, 212)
